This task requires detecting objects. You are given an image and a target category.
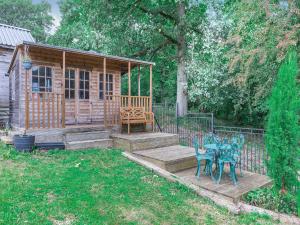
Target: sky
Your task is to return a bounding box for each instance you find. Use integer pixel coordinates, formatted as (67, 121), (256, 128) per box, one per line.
(32, 0), (62, 33)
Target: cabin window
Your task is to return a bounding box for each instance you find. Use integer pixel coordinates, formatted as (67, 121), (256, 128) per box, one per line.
(65, 69), (75, 99)
(79, 70), (89, 99)
(32, 66), (52, 92)
(99, 73), (113, 100)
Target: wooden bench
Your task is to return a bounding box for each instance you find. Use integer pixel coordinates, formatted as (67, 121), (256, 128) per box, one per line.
(120, 107), (154, 134)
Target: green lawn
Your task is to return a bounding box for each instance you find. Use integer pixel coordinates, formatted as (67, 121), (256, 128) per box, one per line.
(0, 143), (278, 225)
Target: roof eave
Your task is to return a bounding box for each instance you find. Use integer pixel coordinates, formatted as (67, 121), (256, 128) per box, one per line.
(22, 41), (156, 66)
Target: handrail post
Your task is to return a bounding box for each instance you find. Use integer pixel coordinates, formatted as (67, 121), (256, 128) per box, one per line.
(25, 69), (29, 130)
(103, 58), (107, 127)
(62, 51), (66, 128)
(128, 61), (131, 107)
(149, 64), (152, 113)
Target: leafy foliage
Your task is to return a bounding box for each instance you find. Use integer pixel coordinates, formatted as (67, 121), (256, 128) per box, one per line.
(222, 0), (300, 125)
(0, 0), (53, 42)
(265, 48), (299, 193)
(244, 186), (297, 215)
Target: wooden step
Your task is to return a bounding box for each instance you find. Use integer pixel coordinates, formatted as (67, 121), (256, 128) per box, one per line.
(65, 139), (113, 150)
(133, 145), (203, 173)
(111, 132), (179, 152)
(65, 131), (110, 142)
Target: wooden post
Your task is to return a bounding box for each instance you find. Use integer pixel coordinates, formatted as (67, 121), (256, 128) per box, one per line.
(62, 51), (66, 128)
(138, 65), (141, 107)
(149, 64), (153, 112)
(25, 69), (29, 130)
(103, 58), (107, 127)
(138, 65), (141, 96)
(128, 61), (131, 106)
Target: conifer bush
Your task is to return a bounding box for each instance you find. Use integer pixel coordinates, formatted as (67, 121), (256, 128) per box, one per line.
(266, 48), (299, 194)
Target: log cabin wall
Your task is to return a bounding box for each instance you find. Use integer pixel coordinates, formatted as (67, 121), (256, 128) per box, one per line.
(9, 50), (21, 128)
(11, 47), (122, 129)
(0, 47), (13, 124)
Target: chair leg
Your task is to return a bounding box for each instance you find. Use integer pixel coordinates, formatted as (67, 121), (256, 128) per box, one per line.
(195, 161), (200, 176)
(217, 162), (224, 184)
(230, 164), (238, 185)
(128, 123), (130, 134)
(208, 160), (215, 181)
(197, 161), (201, 179)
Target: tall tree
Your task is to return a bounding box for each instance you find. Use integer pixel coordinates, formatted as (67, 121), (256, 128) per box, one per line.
(0, 0), (53, 42)
(50, 0), (207, 116)
(223, 0), (299, 125)
(266, 48), (299, 193)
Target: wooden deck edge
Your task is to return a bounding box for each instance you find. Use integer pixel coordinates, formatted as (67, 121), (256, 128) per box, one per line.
(122, 152), (300, 224)
(122, 151), (240, 214)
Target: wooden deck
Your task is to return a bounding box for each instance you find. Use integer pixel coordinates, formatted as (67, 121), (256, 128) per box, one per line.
(175, 167), (271, 202)
(119, 133), (272, 203)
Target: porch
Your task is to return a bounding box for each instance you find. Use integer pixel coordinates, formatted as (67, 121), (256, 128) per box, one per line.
(9, 42), (154, 131)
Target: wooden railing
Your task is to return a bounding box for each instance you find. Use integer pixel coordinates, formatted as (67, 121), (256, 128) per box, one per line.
(104, 95), (151, 126)
(25, 92), (65, 129)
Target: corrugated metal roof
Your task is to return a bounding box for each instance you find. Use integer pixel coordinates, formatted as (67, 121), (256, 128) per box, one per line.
(0, 24), (35, 48)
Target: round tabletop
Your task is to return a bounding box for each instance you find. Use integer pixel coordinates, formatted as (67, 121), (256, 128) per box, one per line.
(204, 143), (231, 151)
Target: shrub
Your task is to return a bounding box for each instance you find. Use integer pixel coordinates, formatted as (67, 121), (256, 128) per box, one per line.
(244, 186), (297, 215)
(265, 48), (299, 194)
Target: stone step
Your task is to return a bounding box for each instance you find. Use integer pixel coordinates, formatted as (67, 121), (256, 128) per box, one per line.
(65, 131), (110, 142)
(111, 132), (179, 152)
(133, 145), (203, 173)
(65, 139), (113, 150)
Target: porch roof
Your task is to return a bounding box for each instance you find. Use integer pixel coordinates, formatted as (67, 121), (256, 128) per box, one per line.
(8, 41), (155, 73)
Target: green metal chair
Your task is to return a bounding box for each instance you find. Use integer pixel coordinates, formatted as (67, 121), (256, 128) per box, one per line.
(193, 136), (214, 180)
(231, 134), (245, 176)
(217, 142), (240, 185)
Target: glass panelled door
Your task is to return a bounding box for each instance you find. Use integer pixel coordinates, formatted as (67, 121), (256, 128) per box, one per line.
(65, 69), (91, 124)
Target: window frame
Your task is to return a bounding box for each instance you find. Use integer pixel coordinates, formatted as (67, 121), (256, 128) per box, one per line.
(79, 70), (90, 100)
(31, 66), (52, 93)
(99, 73), (114, 100)
(65, 69), (75, 100)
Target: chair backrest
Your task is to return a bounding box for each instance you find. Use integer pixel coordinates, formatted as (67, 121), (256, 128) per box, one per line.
(231, 134), (245, 150)
(221, 142), (240, 161)
(120, 107), (146, 120)
(192, 136), (200, 156)
(203, 132), (221, 147)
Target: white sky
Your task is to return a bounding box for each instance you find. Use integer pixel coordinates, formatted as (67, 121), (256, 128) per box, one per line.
(32, 0), (61, 33)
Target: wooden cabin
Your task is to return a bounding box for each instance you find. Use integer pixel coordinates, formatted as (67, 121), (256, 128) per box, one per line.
(0, 24), (35, 126)
(8, 42), (154, 132)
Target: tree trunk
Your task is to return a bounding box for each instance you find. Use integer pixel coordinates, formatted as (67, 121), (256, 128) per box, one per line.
(176, 1), (188, 116)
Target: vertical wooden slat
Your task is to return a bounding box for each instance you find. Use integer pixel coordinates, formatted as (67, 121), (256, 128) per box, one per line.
(52, 93), (55, 128)
(32, 93), (35, 129)
(57, 94), (60, 128)
(138, 65), (141, 97)
(128, 61), (131, 107)
(47, 92), (50, 128)
(25, 69), (29, 129)
(75, 68), (79, 124)
(149, 64), (153, 113)
(62, 51), (66, 128)
(103, 58), (107, 127)
(37, 94), (40, 128)
(42, 93), (45, 128)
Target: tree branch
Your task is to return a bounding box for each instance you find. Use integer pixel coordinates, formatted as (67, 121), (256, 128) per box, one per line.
(131, 39), (172, 58)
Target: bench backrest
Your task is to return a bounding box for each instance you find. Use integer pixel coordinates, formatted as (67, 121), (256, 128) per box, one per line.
(120, 107), (146, 120)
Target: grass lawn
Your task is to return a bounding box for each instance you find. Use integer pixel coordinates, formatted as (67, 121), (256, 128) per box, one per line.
(0, 143), (278, 225)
